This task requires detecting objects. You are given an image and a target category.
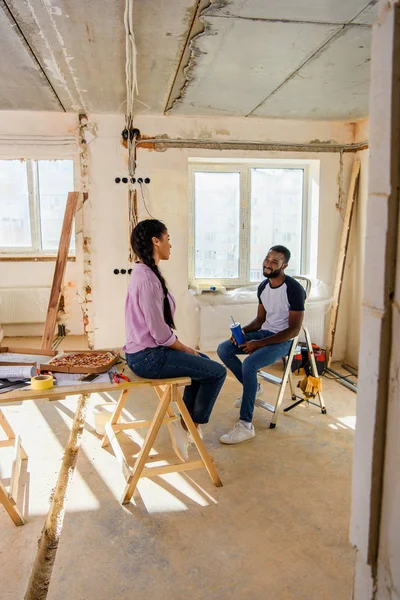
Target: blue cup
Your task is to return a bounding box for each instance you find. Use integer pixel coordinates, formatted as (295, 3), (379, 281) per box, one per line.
(230, 322), (245, 345)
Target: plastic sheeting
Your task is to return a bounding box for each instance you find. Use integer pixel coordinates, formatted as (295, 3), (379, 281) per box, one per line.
(192, 279), (332, 350)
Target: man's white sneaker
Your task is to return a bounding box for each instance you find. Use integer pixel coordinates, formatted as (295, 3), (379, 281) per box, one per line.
(220, 421), (256, 445)
(169, 419), (190, 461)
(233, 384), (264, 408)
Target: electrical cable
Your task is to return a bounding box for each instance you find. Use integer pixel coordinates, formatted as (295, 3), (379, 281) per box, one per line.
(139, 182), (155, 219)
(124, 0), (138, 178)
(322, 371), (357, 382)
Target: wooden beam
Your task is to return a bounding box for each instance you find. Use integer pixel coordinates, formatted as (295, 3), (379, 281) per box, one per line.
(101, 389), (129, 448)
(122, 386), (171, 504)
(24, 393), (89, 597)
(104, 421), (133, 481)
(0, 409), (15, 441)
(10, 435), (25, 501)
(326, 160), (361, 367)
(112, 416), (176, 432)
(141, 460), (204, 479)
(41, 191), (80, 351)
(175, 388), (223, 488)
(0, 479), (24, 526)
(0, 411), (27, 526)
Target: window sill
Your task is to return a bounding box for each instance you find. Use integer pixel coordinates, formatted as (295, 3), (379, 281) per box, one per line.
(0, 255), (76, 262)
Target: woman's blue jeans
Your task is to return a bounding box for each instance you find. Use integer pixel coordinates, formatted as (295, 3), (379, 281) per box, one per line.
(217, 330), (292, 423)
(125, 347), (227, 424)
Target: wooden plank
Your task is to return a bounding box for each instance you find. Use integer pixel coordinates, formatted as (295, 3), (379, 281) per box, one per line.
(104, 421), (133, 481)
(0, 376), (191, 404)
(141, 459), (204, 479)
(101, 389), (129, 448)
(0, 347), (56, 356)
(0, 479), (24, 526)
(326, 159), (361, 367)
(10, 435), (23, 501)
(41, 191), (80, 351)
(0, 439), (15, 448)
(0, 410), (27, 525)
(155, 385), (181, 451)
(112, 416), (176, 432)
(175, 387), (223, 488)
(0, 409), (15, 441)
(122, 386), (172, 504)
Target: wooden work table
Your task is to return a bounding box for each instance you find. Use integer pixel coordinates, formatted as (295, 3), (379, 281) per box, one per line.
(0, 371), (222, 525)
(0, 373), (189, 404)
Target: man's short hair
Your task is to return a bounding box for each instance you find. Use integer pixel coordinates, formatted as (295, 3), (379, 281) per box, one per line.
(269, 245), (291, 263)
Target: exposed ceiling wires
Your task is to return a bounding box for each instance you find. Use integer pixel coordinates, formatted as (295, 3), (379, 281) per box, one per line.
(124, 0), (138, 127)
(124, 0), (139, 179)
(124, 0), (139, 257)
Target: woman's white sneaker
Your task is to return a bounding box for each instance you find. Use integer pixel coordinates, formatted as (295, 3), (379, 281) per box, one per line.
(189, 424), (203, 442)
(233, 384), (264, 408)
(169, 418), (190, 461)
(220, 421), (256, 444)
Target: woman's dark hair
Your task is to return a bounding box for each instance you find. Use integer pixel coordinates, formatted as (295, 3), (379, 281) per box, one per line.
(131, 219), (175, 329)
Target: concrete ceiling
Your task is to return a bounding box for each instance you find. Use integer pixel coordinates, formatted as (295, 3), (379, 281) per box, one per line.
(0, 0), (377, 120)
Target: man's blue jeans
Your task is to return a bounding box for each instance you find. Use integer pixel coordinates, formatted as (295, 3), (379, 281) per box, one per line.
(125, 347), (226, 424)
(217, 331), (292, 423)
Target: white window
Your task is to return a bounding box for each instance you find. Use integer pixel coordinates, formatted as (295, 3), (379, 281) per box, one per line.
(0, 159), (75, 255)
(189, 159), (319, 286)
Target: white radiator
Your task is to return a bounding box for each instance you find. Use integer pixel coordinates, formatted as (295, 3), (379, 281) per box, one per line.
(0, 288), (50, 324)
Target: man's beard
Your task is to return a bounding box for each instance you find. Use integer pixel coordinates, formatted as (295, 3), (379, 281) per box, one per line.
(263, 266), (283, 279)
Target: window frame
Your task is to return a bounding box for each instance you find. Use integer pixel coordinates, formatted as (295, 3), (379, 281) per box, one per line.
(0, 157), (76, 257)
(188, 159), (314, 287)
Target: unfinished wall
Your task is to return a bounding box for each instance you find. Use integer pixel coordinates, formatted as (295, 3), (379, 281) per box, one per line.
(0, 112), (84, 337)
(351, 1), (400, 598)
(87, 114), (356, 356)
(0, 111), (359, 356)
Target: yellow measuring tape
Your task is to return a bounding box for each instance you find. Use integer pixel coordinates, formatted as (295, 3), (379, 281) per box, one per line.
(31, 375), (54, 390)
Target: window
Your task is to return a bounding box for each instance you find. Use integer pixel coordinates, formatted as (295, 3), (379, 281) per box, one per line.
(189, 160), (319, 285)
(0, 159), (75, 255)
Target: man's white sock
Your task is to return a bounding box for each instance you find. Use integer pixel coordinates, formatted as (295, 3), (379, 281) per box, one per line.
(240, 419), (252, 430)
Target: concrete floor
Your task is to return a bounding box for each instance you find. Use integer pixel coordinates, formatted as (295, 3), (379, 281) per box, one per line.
(0, 337), (356, 599)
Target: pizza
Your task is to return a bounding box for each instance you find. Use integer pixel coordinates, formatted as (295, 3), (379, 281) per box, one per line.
(48, 351), (117, 369)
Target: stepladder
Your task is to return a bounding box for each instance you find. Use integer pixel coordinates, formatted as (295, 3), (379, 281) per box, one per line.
(256, 276), (326, 428)
(0, 409), (28, 526)
(257, 324), (326, 428)
(100, 377), (223, 505)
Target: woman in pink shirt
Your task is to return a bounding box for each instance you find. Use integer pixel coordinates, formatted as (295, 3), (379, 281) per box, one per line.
(124, 219), (226, 461)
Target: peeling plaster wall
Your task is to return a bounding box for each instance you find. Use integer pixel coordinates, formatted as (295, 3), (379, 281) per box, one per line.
(0, 111), (362, 357)
(87, 114), (356, 359)
(0, 111), (84, 337)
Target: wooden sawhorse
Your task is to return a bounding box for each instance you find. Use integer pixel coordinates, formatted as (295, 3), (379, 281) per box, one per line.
(0, 409), (28, 526)
(101, 376), (223, 505)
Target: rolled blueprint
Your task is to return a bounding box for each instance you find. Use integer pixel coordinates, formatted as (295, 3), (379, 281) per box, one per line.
(0, 365), (36, 380)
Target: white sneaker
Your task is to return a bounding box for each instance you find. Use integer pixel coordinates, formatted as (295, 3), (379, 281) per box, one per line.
(233, 384), (264, 408)
(169, 419), (190, 461)
(220, 421), (256, 445)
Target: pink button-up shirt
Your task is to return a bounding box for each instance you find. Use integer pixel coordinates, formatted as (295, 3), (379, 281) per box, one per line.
(124, 263), (177, 354)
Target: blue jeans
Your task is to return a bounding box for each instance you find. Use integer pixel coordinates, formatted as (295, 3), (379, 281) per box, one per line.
(217, 331), (292, 423)
(125, 347), (226, 424)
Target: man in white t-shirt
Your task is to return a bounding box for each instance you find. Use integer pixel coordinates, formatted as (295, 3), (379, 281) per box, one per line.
(217, 245), (306, 444)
